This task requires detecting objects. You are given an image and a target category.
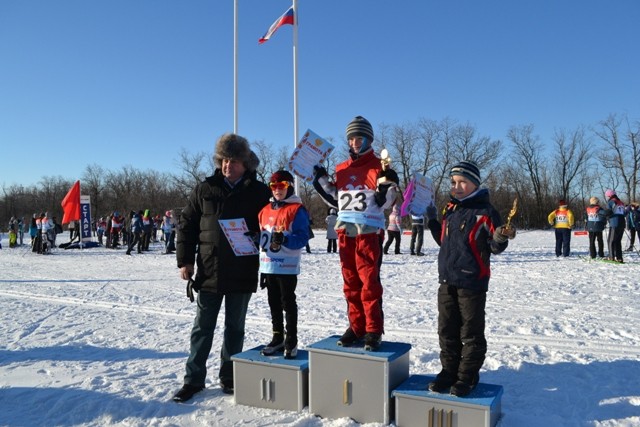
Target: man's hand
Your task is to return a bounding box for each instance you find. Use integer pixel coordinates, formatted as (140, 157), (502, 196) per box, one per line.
(180, 265), (194, 281)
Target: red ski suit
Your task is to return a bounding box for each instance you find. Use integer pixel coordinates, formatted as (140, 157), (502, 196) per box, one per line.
(335, 151), (384, 336)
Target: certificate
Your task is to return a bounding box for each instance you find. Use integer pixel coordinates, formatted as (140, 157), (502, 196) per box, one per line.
(218, 218), (259, 256)
(401, 173), (435, 217)
(288, 129), (334, 181)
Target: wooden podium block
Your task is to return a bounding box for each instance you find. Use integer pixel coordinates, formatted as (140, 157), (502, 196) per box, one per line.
(392, 374), (503, 427)
(307, 335), (411, 424)
(231, 346), (309, 412)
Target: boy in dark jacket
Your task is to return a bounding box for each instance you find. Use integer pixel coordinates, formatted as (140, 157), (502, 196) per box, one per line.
(426, 160), (516, 397)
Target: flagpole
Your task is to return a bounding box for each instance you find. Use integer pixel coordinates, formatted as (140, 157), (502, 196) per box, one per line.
(233, 0), (239, 133)
(292, 0), (300, 195)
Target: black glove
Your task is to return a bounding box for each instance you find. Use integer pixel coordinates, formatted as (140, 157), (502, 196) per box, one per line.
(313, 165), (327, 179)
(378, 168), (399, 185)
(426, 204), (437, 221)
(374, 183), (391, 207)
(271, 231), (285, 246)
(244, 231), (260, 248)
(493, 225), (516, 243)
(186, 278), (200, 303)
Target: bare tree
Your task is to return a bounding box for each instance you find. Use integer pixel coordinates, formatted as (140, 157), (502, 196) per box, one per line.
(593, 113), (640, 201)
(415, 117), (440, 181)
(551, 126), (591, 202)
(172, 148), (208, 201)
(82, 163), (106, 218)
(507, 124), (548, 227)
(385, 122), (419, 188)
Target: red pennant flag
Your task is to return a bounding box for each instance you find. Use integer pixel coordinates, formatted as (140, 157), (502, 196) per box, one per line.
(61, 180), (81, 225)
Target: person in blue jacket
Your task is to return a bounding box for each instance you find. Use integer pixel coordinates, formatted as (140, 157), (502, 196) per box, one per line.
(257, 170), (310, 359)
(625, 202), (639, 252)
(126, 211), (143, 255)
(426, 160), (516, 397)
(604, 189), (626, 263)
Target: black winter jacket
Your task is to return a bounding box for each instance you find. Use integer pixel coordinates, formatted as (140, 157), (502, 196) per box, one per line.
(176, 170), (271, 294)
(427, 189), (507, 292)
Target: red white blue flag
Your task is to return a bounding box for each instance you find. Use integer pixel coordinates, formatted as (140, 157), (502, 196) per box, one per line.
(259, 6), (295, 44)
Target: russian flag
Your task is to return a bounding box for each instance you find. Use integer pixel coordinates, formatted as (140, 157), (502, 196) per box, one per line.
(259, 6), (295, 44)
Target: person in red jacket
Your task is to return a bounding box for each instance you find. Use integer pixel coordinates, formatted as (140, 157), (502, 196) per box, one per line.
(313, 116), (399, 351)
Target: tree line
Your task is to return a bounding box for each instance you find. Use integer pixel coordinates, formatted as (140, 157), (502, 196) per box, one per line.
(1, 113), (638, 231)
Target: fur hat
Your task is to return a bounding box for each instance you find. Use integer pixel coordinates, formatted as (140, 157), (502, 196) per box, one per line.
(214, 133), (259, 172)
(450, 160), (481, 187)
(590, 196), (599, 205)
(605, 189), (616, 199)
(346, 116), (374, 143)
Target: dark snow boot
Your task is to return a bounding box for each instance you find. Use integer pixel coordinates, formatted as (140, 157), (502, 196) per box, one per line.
(428, 370), (457, 393)
(284, 334), (298, 359)
(337, 328), (361, 347)
(261, 331), (285, 356)
(363, 333), (382, 351)
(172, 384), (204, 402)
(450, 374), (479, 397)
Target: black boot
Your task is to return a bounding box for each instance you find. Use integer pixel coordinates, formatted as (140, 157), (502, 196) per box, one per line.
(261, 331), (284, 356)
(284, 334), (298, 359)
(428, 370), (457, 393)
(450, 373), (479, 397)
(172, 384), (204, 402)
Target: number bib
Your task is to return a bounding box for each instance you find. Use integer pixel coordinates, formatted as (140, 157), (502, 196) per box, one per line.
(337, 189), (385, 229)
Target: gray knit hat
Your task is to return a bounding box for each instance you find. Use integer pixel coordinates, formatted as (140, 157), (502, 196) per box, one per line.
(450, 160), (481, 186)
(346, 116), (374, 142)
(214, 133), (259, 172)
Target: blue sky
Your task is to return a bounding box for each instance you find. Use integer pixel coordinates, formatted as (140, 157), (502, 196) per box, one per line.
(1, 1), (639, 187)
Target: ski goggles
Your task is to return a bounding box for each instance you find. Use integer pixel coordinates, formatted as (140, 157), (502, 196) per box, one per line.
(269, 181), (291, 190)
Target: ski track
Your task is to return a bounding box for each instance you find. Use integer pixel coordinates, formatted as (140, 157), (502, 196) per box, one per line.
(2, 231), (640, 427)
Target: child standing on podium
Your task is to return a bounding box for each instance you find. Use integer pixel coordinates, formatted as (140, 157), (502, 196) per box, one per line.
(258, 170), (311, 359)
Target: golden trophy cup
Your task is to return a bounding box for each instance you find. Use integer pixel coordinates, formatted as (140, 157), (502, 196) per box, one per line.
(378, 148), (392, 184)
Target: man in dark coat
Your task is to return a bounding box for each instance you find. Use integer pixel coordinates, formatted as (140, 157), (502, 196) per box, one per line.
(173, 133), (271, 402)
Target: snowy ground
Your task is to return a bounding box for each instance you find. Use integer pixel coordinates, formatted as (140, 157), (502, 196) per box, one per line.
(1, 229), (639, 427)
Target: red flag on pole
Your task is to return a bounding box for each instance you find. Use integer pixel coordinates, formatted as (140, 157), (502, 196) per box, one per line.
(258, 6), (295, 44)
(61, 180), (81, 225)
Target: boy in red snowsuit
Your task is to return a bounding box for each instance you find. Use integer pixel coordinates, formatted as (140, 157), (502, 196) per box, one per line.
(313, 116), (399, 351)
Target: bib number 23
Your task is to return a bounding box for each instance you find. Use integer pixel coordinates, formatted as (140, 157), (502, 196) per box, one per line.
(339, 190), (369, 212)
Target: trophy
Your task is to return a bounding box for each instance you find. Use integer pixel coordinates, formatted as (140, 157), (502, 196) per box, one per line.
(378, 148), (392, 184)
(502, 198), (518, 238)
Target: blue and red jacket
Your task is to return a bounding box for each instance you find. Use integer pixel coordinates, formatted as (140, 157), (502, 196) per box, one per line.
(428, 189), (507, 292)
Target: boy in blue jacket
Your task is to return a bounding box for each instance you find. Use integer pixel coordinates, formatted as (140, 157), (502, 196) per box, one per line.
(258, 170), (310, 359)
(426, 160), (516, 397)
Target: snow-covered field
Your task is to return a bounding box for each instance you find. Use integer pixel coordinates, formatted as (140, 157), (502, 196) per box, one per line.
(1, 230), (639, 427)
